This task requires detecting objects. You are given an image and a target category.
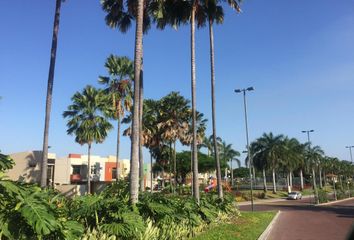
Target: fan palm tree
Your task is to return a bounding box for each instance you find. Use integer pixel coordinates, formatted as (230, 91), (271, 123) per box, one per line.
(101, 0), (147, 204)
(98, 55), (133, 181)
(41, 0), (64, 188)
(63, 86), (113, 194)
(181, 110), (207, 196)
(158, 92), (190, 190)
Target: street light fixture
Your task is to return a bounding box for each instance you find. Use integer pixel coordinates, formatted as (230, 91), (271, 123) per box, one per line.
(345, 146), (354, 163)
(301, 129), (319, 204)
(235, 87), (254, 211)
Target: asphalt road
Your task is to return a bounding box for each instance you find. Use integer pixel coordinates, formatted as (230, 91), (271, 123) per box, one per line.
(239, 197), (354, 240)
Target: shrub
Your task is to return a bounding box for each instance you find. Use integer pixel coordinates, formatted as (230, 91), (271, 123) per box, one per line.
(317, 189), (328, 203)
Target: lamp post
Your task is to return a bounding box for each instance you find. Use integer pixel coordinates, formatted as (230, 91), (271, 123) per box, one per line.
(235, 87), (254, 211)
(301, 129), (319, 204)
(345, 146), (354, 163)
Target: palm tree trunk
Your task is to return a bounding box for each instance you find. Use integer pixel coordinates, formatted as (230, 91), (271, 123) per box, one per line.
(289, 170), (293, 187)
(272, 168), (277, 193)
(116, 117), (120, 180)
(312, 167), (319, 204)
(208, 19), (223, 199)
(150, 150), (153, 193)
(287, 172), (291, 193)
(253, 166), (256, 185)
(173, 141), (177, 187)
(319, 167), (323, 189)
(262, 168), (267, 192)
(230, 159), (234, 187)
(300, 169), (304, 190)
(129, 0), (144, 205)
(190, 145), (193, 196)
(87, 143), (92, 194)
(139, 65), (144, 192)
(190, 5), (199, 203)
(323, 170), (326, 186)
(41, 0), (62, 188)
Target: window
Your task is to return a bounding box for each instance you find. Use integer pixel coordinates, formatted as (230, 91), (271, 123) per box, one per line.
(72, 165), (81, 175)
(112, 168), (117, 179)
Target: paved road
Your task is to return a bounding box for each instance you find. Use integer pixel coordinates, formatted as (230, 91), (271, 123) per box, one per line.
(239, 197), (354, 240)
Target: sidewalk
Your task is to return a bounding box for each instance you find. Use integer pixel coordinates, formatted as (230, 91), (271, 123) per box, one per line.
(237, 195), (313, 206)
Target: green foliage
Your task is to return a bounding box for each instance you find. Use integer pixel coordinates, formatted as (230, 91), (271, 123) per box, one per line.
(0, 152), (14, 172)
(317, 189), (328, 203)
(0, 172), (238, 240)
(233, 167), (250, 178)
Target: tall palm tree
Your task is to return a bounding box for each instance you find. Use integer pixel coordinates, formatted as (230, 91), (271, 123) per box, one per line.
(102, 0), (147, 204)
(63, 86), (113, 194)
(41, 0), (63, 188)
(98, 55), (133, 181)
(203, 0), (241, 202)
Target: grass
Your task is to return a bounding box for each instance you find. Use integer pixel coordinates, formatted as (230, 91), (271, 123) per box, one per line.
(193, 211), (276, 240)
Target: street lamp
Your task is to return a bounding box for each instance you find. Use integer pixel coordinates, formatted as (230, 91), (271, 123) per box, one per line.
(345, 146), (354, 163)
(235, 87), (254, 211)
(301, 129), (319, 204)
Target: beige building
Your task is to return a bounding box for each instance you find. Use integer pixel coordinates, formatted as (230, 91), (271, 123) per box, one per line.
(8, 151), (56, 184)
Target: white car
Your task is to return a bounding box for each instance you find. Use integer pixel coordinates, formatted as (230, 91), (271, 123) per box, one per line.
(288, 192), (302, 200)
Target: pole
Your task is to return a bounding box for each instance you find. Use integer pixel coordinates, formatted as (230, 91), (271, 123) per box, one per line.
(304, 130), (319, 205)
(349, 147), (353, 163)
(243, 90), (254, 212)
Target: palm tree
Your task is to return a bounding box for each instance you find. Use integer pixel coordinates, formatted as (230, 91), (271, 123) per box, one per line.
(41, 0), (63, 188)
(280, 137), (302, 192)
(181, 110), (207, 196)
(63, 86), (113, 194)
(219, 141), (240, 187)
(158, 92), (190, 190)
(102, 0), (146, 204)
(98, 55), (133, 181)
(201, 135), (222, 157)
(251, 141), (269, 192)
(253, 133), (284, 193)
(307, 145), (324, 204)
(203, 0), (241, 202)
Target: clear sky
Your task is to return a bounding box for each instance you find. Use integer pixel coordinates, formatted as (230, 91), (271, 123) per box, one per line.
(1, 0), (354, 164)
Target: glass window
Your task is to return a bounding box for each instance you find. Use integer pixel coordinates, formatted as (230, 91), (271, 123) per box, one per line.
(72, 165), (81, 174)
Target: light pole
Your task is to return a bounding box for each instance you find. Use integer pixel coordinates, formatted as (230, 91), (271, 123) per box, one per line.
(235, 87), (254, 211)
(345, 146), (354, 163)
(301, 129), (319, 204)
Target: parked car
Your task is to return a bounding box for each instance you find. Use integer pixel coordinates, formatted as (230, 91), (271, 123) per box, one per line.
(288, 191), (302, 200)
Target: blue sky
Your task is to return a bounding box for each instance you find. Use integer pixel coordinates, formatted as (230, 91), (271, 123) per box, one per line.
(1, 0), (354, 164)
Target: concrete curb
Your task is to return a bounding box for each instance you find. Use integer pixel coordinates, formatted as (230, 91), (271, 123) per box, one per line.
(316, 197), (354, 206)
(258, 210), (281, 240)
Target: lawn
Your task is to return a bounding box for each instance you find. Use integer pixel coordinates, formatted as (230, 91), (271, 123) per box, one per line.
(193, 211), (276, 240)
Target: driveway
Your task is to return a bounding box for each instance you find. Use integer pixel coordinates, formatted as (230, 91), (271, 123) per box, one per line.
(239, 197), (354, 240)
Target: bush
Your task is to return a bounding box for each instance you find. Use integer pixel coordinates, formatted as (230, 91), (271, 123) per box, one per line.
(317, 190), (328, 203)
(336, 190), (347, 200)
(1, 153), (239, 240)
